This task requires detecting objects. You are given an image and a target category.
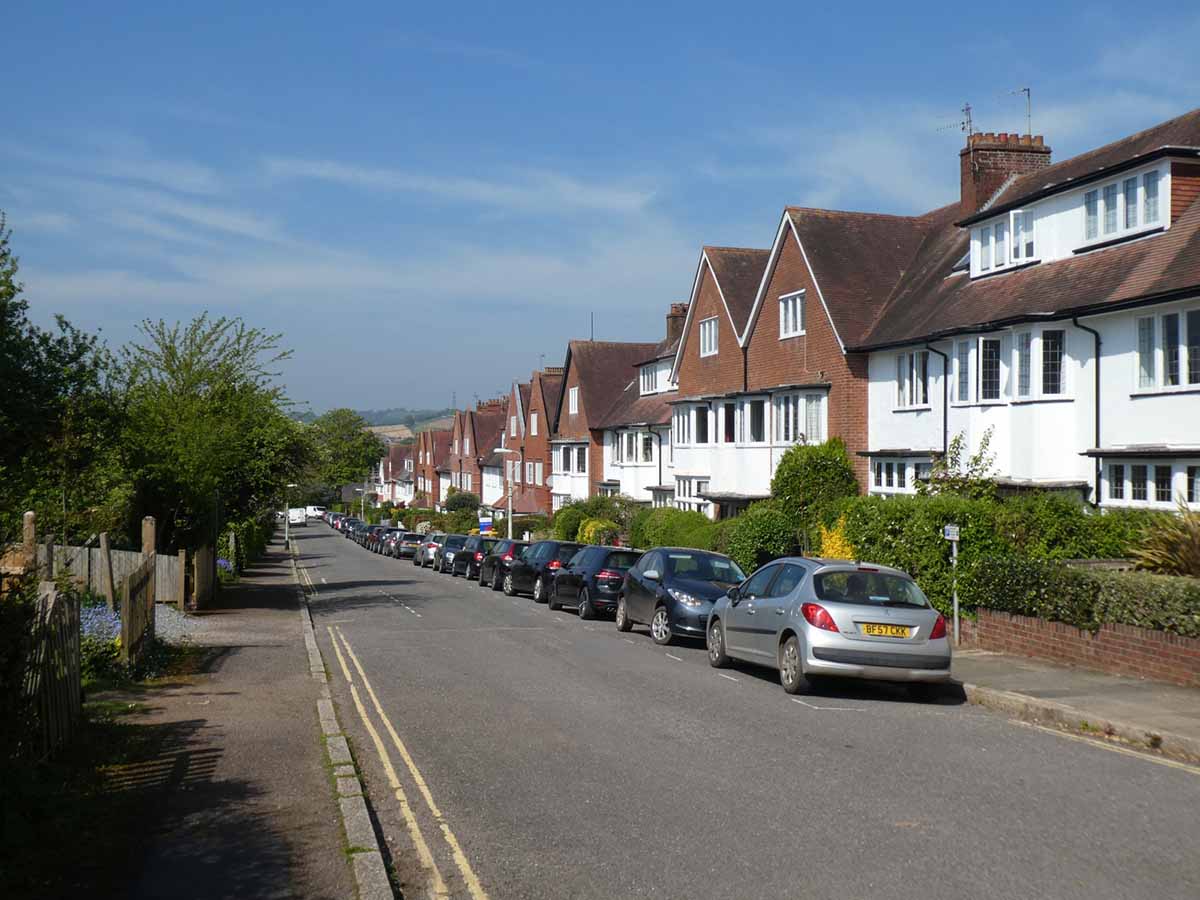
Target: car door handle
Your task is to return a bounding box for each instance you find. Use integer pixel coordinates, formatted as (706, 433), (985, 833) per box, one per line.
(745, 606), (756, 615)
(775, 608), (785, 615)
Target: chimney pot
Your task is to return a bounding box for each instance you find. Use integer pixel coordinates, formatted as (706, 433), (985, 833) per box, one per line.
(960, 128), (1052, 215)
(665, 301), (688, 347)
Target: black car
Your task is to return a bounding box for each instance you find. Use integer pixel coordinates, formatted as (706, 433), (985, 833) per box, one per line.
(478, 539), (531, 591)
(549, 545), (642, 618)
(340, 517), (362, 535)
(362, 525), (386, 549)
(394, 532), (424, 559)
(617, 547), (746, 645)
(379, 528), (404, 555)
(432, 534), (469, 573)
(507, 540), (584, 601)
(453, 535), (499, 578)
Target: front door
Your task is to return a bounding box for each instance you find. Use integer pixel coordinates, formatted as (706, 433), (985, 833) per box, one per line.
(725, 565), (779, 659)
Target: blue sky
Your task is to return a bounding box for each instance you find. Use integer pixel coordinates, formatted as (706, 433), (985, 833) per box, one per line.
(4, 2), (1198, 412)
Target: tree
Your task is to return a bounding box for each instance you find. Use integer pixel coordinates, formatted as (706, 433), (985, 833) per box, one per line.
(770, 438), (859, 545)
(310, 408), (386, 492)
(917, 428), (997, 500)
(119, 314), (311, 549)
(444, 491), (480, 513)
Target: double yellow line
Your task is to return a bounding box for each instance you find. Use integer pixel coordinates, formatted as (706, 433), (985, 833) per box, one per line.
(327, 625), (489, 900)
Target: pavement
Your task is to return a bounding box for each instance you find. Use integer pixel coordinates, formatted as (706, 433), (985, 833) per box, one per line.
(300, 525), (1200, 900)
(952, 648), (1200, 762)
(111, 537), (356, 900)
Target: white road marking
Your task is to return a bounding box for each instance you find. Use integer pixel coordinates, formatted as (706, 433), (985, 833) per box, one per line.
(718, 673), (740, 682)
(321, 576), (327, 584)
(666, 653), (683, 662)
(623, 638), (636, 645)
(378, 589), (423, 617)
(791, 697), (863, 712)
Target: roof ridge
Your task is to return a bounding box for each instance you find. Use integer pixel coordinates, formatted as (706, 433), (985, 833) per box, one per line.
(703, 245), (770, 253)
(787, 206), (926, 221)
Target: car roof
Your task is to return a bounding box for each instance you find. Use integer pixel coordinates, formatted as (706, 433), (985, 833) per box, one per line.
(774, 556), (914, 579)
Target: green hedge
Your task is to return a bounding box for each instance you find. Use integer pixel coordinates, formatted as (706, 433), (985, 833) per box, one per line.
(771, 438), (859, 541)
(218, 512), (276, 575)
(578, 518), (620, 545)
(726, 504), (797, 573)
(553, 506), (587, 541)
(961, 557), (1200, 637)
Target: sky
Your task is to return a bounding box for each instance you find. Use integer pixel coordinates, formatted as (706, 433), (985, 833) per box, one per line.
(4, 2), (1199, 413)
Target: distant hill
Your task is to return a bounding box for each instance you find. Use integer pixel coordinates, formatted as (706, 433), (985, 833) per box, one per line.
(296, 407), (455, 428)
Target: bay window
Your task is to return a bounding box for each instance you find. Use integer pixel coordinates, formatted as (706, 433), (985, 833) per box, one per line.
(895, 350), (930, 408)
(741, 399), (766, 443)
(1041, 329), (1065, 396)
(722, 403), (736, 443)
(978, 338), (1002, 401)
(642, 434), (653, 463)
(694, 406), (709, 444)
(576, 447), (587, 473)
(1016, 332), (1032, 398)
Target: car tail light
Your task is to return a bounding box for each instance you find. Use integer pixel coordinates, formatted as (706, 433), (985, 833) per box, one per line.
(596, 569), (622, 580)
(801, 603), (839, 633)
(929, 614), (947, 640)
(547, 559), (562, 570)
(502, 551), (513, 561)
(474, 552), (483, 561)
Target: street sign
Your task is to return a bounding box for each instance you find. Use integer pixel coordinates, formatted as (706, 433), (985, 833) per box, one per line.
(478, 516), (493, 534)
(943, 524), (960, 541)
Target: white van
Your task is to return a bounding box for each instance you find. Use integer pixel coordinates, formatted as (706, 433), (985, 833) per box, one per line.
(288, 508), (307, 527)
(306, 505), (326, 519)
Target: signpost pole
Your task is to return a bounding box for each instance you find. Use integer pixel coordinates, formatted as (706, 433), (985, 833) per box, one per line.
(943, 523), (960, 646)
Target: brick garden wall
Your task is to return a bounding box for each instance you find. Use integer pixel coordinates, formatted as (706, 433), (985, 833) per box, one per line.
(975, 608), (1200, 688)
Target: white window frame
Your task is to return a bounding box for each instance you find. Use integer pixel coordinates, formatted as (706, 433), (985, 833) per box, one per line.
(1079, 165), (1166, 250)
(739, 397), (767, 445)
(977, 336), (1004, 403)
(640, 365), (658, 395)
(953, 340), (972, 405)
(773, 392), (826, 444)
(868, 457), (931, 496)
(699, 317), (719, 357)
(530, 413), (538, 437)
(674, 408), (692, 446)
(779, 290), (805, 338)
(568, 386), (579, 416)
(1132, 304), (1200, 393)
(894, 350), (930, 410)
(1103, 459), (1196, 509)
(510, 415), (517, 437)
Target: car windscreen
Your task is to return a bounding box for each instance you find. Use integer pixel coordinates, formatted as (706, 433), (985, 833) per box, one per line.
(603, 551), (641, 570)
(664, 552), (745, 583)
(403, 533), (421, 541)
(813, 570), (930, 608)
(444, 536), (466, 548)
(479, 539), (498, 552)
(556, 544), (582, 562)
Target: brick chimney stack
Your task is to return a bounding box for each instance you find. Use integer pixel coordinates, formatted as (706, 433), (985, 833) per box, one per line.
(960, 132), (1052, 215)
(542, 366), (565, 376)
(666, 302), (688, 346)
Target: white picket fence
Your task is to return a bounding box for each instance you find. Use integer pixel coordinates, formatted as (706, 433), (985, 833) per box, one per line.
(36, 543), (183, 605)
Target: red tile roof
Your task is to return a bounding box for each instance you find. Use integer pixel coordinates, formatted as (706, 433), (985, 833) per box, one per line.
(961, 107), (1200, 226)
(561, 340), (661, 430)
(595, 384), (674, 429)
(705, 247), (770, 337)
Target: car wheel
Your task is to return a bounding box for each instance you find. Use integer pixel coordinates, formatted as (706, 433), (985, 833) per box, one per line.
(492, 569), (503, 592)
(650, 606), (672, 645)
(478, 569), (487, 587)
(707, 619), (730, 667)
(779, 635), (809, 695)
(615, 596), (632, 632)
(503, 573), (515, 596)
(542, 578), (558, 609)
(577, 588), (593, 620)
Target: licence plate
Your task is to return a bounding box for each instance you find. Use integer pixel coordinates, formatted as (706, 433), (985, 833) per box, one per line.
(860, 623), (911, 638)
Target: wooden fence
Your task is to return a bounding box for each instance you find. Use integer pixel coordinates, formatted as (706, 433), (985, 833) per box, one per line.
(120, 554), (156, 668)
(37, 543), (184, 606)
(21, 582), (82, 760)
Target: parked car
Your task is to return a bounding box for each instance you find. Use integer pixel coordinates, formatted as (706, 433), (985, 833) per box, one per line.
(394, 532), (424, 559)
(340, 517), (362, 536)
(550, 545), (642, 618)
(433, 535), (468, 573)
(478, 539), (530, 591)
(415, 533), (446, 568)
(453, 535), (499, 578)
(287, 508), (307, 527)
(362, 525), (385, 549)
(617, 548), (745, 644)
(377, 528), (403, 554)
(306, 505), (326, 519)
(506, 540), (583, 601)
(706, 559), (951, 697)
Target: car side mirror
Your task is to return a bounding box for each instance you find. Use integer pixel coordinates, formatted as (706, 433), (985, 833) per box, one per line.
(726, 586), (740, 605)
(643, 569), (660, 581)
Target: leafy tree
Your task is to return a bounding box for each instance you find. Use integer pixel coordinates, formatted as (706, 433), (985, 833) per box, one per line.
(119, 314), (311, 549)
(917, 427), (997, 500)
(444, 491), (480, 513)
(770, 438), (859, 544)
(310, 408), (386, 492)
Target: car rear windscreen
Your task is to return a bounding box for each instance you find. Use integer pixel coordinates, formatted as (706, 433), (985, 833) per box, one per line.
(403, 533), (421, 541)
(556, 544), (582, 561)
(814, 571), (930, 608)
(603, 551), (641, 570)
(445, 536), (466, 548)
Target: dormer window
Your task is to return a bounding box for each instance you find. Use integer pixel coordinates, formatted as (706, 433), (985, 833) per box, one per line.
(975, 209), (1037, 276)
(1081, 167), (1163, 249)
(699, 317), (718, 357)
(640, 365), (658, 394)
(1011, 210), (1035, 262)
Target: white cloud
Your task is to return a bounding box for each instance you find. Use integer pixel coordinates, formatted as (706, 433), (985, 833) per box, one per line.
(262, 157), (656, 215)
(13, 211), (76, 233)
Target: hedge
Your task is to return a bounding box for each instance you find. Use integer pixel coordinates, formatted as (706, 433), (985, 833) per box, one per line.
(771, 437), (859, 540)
(578, 518), (620, 545)
(553, 506), (587, 541)
(961, 557), (1200, 637)
(725, 504), (797, 573)
(218, 512), (276, 575)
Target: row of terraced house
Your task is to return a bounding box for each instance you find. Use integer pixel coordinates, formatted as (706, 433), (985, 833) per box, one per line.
(379, 108), (1200, 521)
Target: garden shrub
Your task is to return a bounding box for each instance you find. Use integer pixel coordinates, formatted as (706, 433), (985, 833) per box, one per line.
(628, 507), (654, 549)
(771, 438), (859, 540)
(1084, 507), (1157, 558)
(1131, 500), (1200, 576)
(444, 491), (480, 514)
(817, 515), (855, 560)
(553, 506), (587, 541)
(726, 503), (797, 573)
(577, 518), (620, 545)
(218, 511), (275, 575)
(961, 556), (1200, 637)
(640, 508), (714, 549)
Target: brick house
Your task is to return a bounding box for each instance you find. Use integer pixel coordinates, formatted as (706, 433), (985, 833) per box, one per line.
(860, 109), (1200, 507)
(412, 427), (451, 509)
(597, 304), (687, 507)
(551, 340), (660, 508)
(373, 443), (414, 506)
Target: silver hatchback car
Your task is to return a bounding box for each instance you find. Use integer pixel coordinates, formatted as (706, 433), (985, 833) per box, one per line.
(707, 558), (951, 697)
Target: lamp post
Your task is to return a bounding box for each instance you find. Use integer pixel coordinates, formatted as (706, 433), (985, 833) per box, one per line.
(355, 487), (365, 522)
(494, 448), (516, 539)
(284, 482), (298, 544)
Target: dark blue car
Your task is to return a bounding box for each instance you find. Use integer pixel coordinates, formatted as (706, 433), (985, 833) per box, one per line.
(549, 546), (642, 618)
(617, 548), (745, 645)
